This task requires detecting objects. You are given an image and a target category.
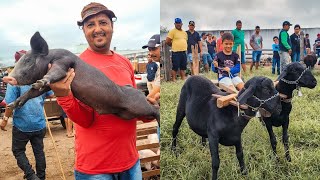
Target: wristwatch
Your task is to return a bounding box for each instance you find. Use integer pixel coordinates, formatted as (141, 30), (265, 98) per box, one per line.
(3, 116), (9, 121)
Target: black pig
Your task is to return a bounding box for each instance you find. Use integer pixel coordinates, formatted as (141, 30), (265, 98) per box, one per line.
(3, 32), (160, 124)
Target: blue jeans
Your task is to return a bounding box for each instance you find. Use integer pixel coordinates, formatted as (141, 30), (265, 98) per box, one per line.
(272, 58), (280, 75)
(74, 160), (142, 180)
(316, 49), (320, 57)
(233, 50), (246, 63)
(202, 53), (213, 65)
(210, 52), (216, 59)
(291, 51), (300, 62)
(187, 53), (200, 63)
(252, 50), (262, 62)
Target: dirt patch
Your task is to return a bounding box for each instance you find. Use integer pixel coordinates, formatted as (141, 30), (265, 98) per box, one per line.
(0, 119), (75, 180)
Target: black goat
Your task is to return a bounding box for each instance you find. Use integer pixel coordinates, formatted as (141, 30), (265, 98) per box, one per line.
(172, 76), (282, 180)
(303, 54), (317, 69)
(262, 62), (317, 161)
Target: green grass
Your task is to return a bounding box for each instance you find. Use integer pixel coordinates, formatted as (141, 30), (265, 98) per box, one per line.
(160, 65), (320, 180)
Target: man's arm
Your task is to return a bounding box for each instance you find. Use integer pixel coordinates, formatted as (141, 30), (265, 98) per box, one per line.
(165, 30), (174, 46)
(249, 35), (255, 49)
(281, 32), (291, 50)
(0, 107), (13, 131)
(1, 84), (18, 131)
(165, 37), (172, 46)
(50, 68), (95, 128)
(198, 40), (202, 55)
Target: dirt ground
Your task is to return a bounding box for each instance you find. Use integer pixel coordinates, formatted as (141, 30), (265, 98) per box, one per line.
(0, 119), (75, 180)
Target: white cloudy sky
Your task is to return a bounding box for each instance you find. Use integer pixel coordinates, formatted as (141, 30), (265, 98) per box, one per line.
(0, 0), (159, 66)
(161, 0), (320, 31)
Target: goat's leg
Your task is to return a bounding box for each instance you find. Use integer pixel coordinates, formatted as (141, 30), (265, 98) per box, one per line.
(208, 133), (220, 180)
(171, 92), (186, 152)
(282, 122), (291, 162)
(235, 141), (247, 175)
(201, 137), (207, 146)
(266, 123), (279, 161)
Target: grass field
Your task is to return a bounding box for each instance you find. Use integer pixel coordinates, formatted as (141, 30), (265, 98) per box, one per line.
(160, 65), (320, 180)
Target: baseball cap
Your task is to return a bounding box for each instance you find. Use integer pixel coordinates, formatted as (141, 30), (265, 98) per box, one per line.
(317, 33), (320, 37)
(77, 2), (117, 26)
(142, 34), (160, 49)
(282, 21), (292, 26)
(14, 50), (27, 63)
(175, 18), (182, 24)
(189, 21), (195, 25)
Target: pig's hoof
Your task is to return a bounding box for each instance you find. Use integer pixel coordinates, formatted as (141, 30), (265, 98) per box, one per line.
(32, 80), (47, 89)
(7, 100), (21, 109)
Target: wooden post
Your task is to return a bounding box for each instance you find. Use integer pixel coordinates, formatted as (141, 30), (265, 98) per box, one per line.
(161, 40), (171, 81)
(300, 31), (305, 61)
(191, 44), (199, 75)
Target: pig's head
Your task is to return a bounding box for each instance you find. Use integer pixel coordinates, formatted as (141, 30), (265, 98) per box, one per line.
(3, 32), (51, 86)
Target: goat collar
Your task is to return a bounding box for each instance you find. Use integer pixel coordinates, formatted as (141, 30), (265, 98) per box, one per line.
(280, 67), (308, 85)
(245, 92), (280, 111)
(238, 91), (279, 119)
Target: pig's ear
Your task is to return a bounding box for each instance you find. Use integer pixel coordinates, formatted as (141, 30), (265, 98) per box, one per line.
(30, 32), (49, 56)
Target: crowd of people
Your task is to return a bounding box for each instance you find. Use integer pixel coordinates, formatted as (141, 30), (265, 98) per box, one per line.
(165, 18), (320, 82)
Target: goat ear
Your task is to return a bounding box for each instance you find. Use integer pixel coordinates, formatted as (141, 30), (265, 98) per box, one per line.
(276, 66), (288, 81)
(238, 84), (255, 105)
(30, 32), (49, 56)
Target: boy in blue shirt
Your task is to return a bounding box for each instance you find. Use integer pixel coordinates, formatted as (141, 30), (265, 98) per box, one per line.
(272, 36), (280, 75)
(146, 54), (159, 93)
(212, 33), (244, 91)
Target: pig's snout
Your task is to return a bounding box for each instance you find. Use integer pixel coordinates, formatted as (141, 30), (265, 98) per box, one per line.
(2, 76), (18, 85)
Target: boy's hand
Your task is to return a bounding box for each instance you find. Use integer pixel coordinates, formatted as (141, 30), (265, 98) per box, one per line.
(223, 67), (230, 72)
(1, 119), (8, 131)
(213, 61), (218, 67)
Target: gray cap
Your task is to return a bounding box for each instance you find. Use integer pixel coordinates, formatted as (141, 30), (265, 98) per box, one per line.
(142, 34), (160, 49)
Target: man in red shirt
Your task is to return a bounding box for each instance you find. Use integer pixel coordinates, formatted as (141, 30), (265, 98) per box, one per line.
(49, 2), (152, 179)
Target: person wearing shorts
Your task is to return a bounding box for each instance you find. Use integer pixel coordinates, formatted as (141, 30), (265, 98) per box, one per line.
(249, 26), (263, 73)
(166, 18), (188, 81)
(232, 20), (247, 73)
(186, 20), (201, 75)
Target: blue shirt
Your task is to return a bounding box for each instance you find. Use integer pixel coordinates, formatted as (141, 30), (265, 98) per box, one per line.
(186, 30), (201, 54)
(5, 84), (54, 132)
(272, 44), (280, 59)
(146, 62), (158, 82)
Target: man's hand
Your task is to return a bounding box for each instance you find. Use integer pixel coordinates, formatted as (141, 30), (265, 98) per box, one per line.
(1, 119), (8, 131)
(48, 64), (75, 97)
(288, 49), (292, 55)
(146, 96), (160, 108)
(223, 67), (231, 73)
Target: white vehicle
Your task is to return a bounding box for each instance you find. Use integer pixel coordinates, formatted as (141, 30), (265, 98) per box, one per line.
(134, 73), (148, 95)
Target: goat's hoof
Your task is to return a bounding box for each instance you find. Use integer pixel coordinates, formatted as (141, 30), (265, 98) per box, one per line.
(285, 155), (291, 162)
(241, 169), (248, 175)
